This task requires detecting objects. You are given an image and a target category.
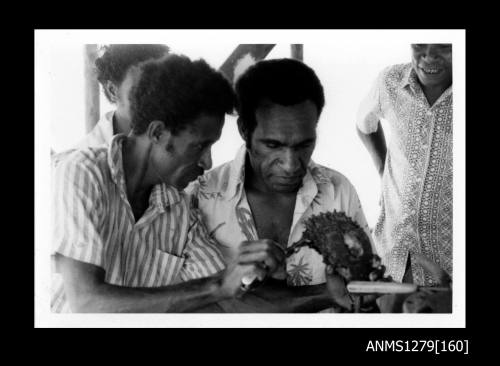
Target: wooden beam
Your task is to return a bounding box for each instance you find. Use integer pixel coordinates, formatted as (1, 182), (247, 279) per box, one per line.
(219, 44), (275, 83)
(84, 44), (100, 133)
(291, 44), (303, 61)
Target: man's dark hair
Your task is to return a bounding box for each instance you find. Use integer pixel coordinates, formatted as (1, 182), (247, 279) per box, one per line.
(235, 58), (325, 141)
(130, 54), (235, 135)
(95, 44), (170, 102)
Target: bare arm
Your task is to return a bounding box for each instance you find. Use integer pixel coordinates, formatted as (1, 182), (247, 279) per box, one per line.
(56, 238), (283, 313)
(56, 254), (232, 313)
(56, 254), (268, 313)
(357, 121), (387, 177)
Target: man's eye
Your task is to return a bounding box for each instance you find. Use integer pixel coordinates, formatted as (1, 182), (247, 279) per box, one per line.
(265, 143), (279, 149)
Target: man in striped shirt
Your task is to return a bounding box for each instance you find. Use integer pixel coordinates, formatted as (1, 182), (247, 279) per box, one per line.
(52, 54), (285, 313)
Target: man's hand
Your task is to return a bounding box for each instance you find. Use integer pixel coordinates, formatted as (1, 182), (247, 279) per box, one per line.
(218, 239), (285, 298)
(236, 239), (285, 275)
(326, 265), (384, 312)
(356, 123), (387, 179)
(377, 254), (452, 313)
(412, 253), (451, 287)
(401, 253), (452, 313)
(325, 265), (354, 311)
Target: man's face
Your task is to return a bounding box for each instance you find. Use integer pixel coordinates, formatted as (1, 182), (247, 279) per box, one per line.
(411, 44), (452, 88)
(152, 114), (224, 190)
(246, 100), (318, 193)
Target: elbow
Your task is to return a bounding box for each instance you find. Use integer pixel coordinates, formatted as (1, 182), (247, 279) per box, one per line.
(67, 291), (97, 313)
(65, 284), (109, 313)
(356, 125), (373, 138)
(71, 294), (99, 313)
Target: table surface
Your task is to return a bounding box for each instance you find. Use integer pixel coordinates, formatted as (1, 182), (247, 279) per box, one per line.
(193, 280), (333, 313)
(192, 280), (452, 313)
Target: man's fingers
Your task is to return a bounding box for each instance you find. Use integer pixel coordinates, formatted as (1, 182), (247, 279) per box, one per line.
(237, 264), (268, 297)
(413, 253), (451, 287)
(237, 251), (280, 272)
(325, 265), (354, 311)
(240, 240), (285, 253)
(240, 247), (285, 264)
(238, 240), (285, 264)
(362, 294), (379, 304)
(251, 265), (267, 282)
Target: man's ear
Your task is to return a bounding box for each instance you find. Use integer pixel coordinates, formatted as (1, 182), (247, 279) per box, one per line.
(237, 117), (249, 143)
(147, 121), (171, 145)
(104, 81), (119, 103)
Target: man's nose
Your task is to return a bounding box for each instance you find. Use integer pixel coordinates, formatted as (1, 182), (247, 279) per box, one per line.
(198, 148), (212, 171)
(280, 148), (301, 174)
(423, 45), (439, 61)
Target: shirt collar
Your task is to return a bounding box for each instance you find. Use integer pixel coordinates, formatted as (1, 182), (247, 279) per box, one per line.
(97, 110), (115, 142)
(225, 144), (247, 200)
(108, 134), (127, 193)
(400, 64), (419, 91)
(225, 144), (332, 201)
(307, 161), (332, 185)
(107, 134), (182, 211)
(400, 65), (453, 101)
(148, 184), (182, 211)
(401, 64), (453, 107)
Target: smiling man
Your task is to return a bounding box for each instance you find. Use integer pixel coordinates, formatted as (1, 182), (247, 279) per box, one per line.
(188, 58), (372, 297)
(356, 44), (453, 286)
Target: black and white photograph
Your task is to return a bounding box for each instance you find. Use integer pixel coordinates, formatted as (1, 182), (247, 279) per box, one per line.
(34, 29), (465, 328)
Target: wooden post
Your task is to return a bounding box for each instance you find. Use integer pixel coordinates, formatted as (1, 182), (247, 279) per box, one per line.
(291, 44), (303, 61)
(84, 44), (100, 133)
(219, 44), (275, 84)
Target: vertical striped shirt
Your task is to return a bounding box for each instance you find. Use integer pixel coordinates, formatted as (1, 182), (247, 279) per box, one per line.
(51, 134), (225, 313)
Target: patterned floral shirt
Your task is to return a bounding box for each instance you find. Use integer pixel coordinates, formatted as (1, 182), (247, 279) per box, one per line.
(357, 63), (452, 286)
(186, 145), (373, 286)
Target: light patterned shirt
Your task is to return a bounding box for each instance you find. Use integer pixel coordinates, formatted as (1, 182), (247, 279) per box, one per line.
(52, 112), (115, 169)
(77, 111), (115, 149)
(51, 134), (225, 312)
(357, 63), (452, 286)
(187, 145), (373, 287)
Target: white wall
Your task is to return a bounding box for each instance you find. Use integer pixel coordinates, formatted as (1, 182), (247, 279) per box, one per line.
(43, 43), (87, 152)
(39, 30), (459, 229)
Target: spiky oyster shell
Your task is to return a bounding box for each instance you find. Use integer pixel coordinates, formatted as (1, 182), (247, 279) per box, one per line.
(301, 210), (374, 281)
